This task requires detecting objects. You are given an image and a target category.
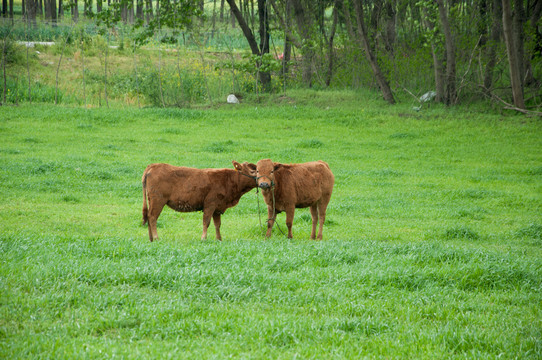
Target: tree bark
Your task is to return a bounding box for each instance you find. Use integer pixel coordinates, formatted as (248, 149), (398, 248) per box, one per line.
(72, 0), (79, 22)
(512, 0), (526, 84)
(44, 0), (50, 22)
(379, 0), (396, 55)
(502, 0), (525, 108)
(50, 0), (57, 26)
(343, 0), (395, 104)
(290, 0), (314, 87)
(226, 0), (271, 90)
(325, 4), (338, 87)
(27, 0), (37, 27)
(435, 0), (456, 104)
(136, 0), (142, 19)
(425, 18), (445, 102)
(226, 0), (259, 54)
(483, 0), (502, 92)
(257, 0), (271, 90)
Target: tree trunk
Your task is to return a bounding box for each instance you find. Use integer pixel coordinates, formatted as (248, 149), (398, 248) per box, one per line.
(145, 0), (153, 24)
(483, 0), (502, 92)
(383, 0), (395, 55)
(72, 0), (79, 22)
(226, 0), (259, 53)
(121, 0), (127, 22)
(136, 0), (142, 20)
(325, 3), (338, 87)
(423, 12), (445, 103)
(511, 0), (525, 84)
(212, 0), (217, 36)
(50, 0), (57, 26)
(290, 0), (314, 87)
(344, 0), (395, 104)
(226, 0), (271, 90)
(84, 0), (92, 18)
(27, 0), (37, 27)
(257, 0), (271, 91)
(44, 0), (51, 22)
(502, 0), (525, 108)
(230, 1), (235, 28)
(435, 0), (456, 104)
(527, 1), (542, 85)
(281, 0), (292, 80)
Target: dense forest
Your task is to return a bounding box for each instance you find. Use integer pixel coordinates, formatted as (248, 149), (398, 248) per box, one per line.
(1, 0), (541, 112)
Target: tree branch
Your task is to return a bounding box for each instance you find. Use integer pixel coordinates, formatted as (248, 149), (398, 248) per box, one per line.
(225, 0), (260, 54)
(268, 0), (302, 48)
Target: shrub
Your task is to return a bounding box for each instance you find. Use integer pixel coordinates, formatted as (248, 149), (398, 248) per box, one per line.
(1, 38), (26, 65)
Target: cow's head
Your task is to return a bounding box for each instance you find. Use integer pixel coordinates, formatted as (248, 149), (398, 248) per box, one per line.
(256, 159), (281, 190)
(232, 161), (257, 180)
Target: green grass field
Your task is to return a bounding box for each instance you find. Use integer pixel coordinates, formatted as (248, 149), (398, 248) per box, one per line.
(1, 91), (541, 358)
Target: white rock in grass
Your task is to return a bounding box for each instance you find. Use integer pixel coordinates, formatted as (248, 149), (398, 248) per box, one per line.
(227, 94), (239, 104)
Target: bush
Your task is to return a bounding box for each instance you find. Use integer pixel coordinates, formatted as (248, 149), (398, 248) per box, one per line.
(1, 38), (26, 66)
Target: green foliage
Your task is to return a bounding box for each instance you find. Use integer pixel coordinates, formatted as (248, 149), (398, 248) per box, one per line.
(136, 64), (209, 106)
(1, 38), (26, 65)
(216, 52), (282, 84)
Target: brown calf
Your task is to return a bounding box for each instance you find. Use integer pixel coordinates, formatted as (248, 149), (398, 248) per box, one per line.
(256, 159), (334, 239)
(142, 161), (257, 241)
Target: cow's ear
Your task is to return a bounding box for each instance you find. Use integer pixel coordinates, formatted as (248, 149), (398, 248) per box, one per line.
(232, 161), (242, 171)
(273, 163), (282, 171)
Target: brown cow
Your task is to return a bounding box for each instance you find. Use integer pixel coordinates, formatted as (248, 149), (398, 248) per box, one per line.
(256, 159), (334, 239)
(142, 161), (257, 241)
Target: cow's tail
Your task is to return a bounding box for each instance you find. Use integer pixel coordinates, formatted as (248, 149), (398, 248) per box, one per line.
(142, 169), (150, 226)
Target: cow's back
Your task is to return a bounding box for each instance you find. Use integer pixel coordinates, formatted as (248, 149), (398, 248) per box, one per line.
(276, 161), (334, 207)
(144, 163), (211, 211)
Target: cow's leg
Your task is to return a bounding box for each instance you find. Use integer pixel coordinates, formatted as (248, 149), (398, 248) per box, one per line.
(147, 199), (165, 242)
(201, 207), (214, 240)
(285, 206), (295, 239)
(213, 213), (222, 241)
(310, 204), (319, 240)
(265, 205), (275, 237)
(317, 200), (329, 240)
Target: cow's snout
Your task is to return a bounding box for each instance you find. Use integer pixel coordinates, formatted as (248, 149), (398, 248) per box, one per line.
(259, 181), (270, 189)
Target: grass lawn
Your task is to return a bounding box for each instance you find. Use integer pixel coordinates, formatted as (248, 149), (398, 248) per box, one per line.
(1, 91), (541, 358)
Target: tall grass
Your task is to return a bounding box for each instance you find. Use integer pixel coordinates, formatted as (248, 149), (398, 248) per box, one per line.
(0, 95), (541, 358)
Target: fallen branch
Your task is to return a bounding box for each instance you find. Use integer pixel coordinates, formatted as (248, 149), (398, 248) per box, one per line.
(491, 91), (542, 116)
